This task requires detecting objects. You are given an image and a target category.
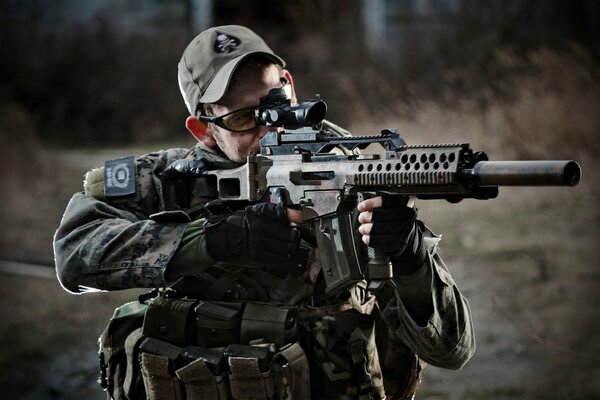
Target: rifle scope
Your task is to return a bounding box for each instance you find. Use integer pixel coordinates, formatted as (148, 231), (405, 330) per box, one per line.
(257, 99), (327, 129)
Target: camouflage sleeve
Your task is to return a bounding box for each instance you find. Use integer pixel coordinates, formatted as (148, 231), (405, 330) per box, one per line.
(53, 149), (190, 294)
(379, 229), (476, 370)
(54, 192), (187, 293)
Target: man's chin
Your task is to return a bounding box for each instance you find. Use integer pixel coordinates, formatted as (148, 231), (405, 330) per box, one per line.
(247, 148), (260, 158)
(231, 147), (260, 164)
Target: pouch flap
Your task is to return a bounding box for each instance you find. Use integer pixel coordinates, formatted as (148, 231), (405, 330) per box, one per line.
(143, 297), (198, 345)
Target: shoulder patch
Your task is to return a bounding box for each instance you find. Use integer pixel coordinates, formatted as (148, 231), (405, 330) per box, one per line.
(104, 156), (136, 197)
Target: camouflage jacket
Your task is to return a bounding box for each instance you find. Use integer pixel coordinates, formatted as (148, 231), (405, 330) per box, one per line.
(54, 142), (475, 398)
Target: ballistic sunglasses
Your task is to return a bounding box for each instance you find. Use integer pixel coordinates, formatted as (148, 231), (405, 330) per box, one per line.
(198, 78), (290, 132)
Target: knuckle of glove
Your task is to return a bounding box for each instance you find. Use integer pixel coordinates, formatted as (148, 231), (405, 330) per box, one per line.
(381, 194), (410, 208)
(249, 202), (287, 221)
(372, 205), (416, 222)
(370, 206), (416, 234)
(369, 206), (418, 254)
(244, 203), (288, 242)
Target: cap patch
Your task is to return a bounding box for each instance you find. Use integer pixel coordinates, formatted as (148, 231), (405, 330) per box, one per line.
(104, 156), (136, 197)
(214, 32), (241, 53)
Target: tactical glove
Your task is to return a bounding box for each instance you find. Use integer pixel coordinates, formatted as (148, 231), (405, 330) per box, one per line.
(369, 195), (427, 275)
(162, 158), (208, 180)
(204, 202), (305, 278)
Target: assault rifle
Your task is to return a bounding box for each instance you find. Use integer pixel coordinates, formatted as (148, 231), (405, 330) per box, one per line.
(199, 89), (582, 294)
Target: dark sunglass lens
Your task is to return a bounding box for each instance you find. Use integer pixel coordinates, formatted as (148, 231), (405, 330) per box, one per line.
(222, 108), (257, 131)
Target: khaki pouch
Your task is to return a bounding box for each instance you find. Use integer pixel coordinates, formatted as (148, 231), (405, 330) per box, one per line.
(139, 352), (185, 400)
(175, 358), (230, 400)
(228, 356), (275, 400)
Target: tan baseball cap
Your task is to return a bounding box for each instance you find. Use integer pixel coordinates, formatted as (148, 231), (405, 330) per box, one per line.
(178, 25), (286, 115)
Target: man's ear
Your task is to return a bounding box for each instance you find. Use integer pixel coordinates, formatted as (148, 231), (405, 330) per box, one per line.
(282, 69), (297, 105)
(185, 116), (216, 148)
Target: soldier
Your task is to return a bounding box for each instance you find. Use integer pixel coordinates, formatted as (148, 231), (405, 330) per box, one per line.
(54, 25), (475, 399)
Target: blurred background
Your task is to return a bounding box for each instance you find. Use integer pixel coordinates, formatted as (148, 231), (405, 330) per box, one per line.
(1, 0), (599, 399)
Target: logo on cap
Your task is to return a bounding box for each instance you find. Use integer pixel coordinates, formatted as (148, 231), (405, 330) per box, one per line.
(214, 32), (241, 53)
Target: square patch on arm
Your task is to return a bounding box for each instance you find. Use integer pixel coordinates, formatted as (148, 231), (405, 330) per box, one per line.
(104, 156), (136, 197)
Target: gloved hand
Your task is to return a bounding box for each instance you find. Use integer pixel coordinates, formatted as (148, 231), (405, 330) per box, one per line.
(204, 202), (305, 278)
(357, 194), (427, 275)
(162, 158), (208, 180)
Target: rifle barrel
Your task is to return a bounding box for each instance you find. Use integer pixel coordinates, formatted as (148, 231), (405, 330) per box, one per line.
(465, 160), (581, 187)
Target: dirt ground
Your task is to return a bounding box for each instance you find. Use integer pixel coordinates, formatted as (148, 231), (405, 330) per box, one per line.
(1, 146), (598, 400)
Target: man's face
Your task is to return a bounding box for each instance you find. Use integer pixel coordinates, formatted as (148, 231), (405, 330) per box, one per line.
(207, 64), (281, 163)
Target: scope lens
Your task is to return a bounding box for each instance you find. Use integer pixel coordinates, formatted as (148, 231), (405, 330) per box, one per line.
(303, 101), (326, 126)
